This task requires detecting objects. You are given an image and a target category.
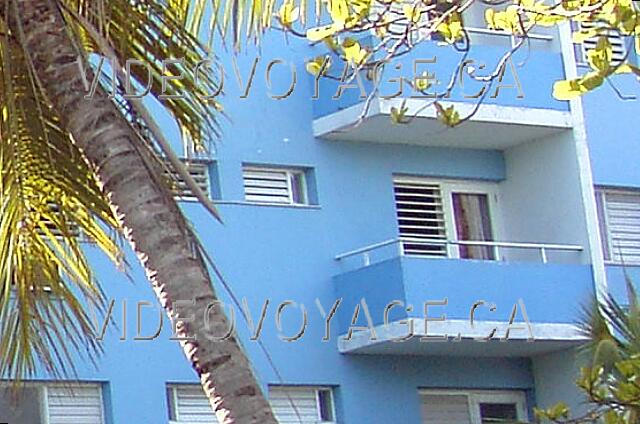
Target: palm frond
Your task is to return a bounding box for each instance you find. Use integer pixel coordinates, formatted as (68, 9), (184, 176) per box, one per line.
(580, 275), (640, 369)
(61, 0), (223, 151)
(0, 27), (123, 381)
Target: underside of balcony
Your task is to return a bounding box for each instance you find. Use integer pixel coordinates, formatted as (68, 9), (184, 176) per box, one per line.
(313, 99), (573, 149)
(337, 318), (588, 357)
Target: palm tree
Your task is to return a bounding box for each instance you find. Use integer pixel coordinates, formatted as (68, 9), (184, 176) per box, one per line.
(0, 2), (277, 423)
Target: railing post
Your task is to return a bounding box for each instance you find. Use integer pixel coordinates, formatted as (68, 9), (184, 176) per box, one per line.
(493, 245), (500, 261)
(398, 240), (405, 257)
(363, 252), (371, 267)
(540, 247), (548, 264)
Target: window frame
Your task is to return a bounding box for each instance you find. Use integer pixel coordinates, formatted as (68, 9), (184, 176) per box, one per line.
(595, 186), (640, 266)
(163, 158), (213, 202)
(419, 389), (527, 424)
(393, 176), (502, 259)
(268, 385), (337, 424)
(242, 165), (310, 206)
(167, 383), (219, 424)
(0, 382), (106, 424)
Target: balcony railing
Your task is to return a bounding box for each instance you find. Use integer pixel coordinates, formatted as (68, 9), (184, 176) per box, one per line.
(335, 237), (583, 267)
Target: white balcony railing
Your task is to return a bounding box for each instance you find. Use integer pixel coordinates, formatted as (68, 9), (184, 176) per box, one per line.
(335, 237), (583, 267)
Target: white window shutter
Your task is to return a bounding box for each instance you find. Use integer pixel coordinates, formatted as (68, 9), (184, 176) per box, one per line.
(269, 387), (323, 423)
(174, 385), (220, 423)
(602, 190), (640, 264)
(421, 394), (472, 424)
(243, 167), (307, 205)
(393, 178), (448, 256)
(46, 384), (105, 424)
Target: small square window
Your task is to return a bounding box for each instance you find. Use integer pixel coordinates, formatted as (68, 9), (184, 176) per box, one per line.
(243, 166), (311, 206)
(421, 390), (526, 424)
(268, 386), (336, 423)
(595, 187), (640, 265)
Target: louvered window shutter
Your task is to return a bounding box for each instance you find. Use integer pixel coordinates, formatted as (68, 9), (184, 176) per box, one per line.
(394, 179), (448, 256)
(46, 384), (105, 424)
(269, 387), (333, 423)
(243, 167), (307, 205)
(173, 385), (219, 423)
(421, 394), (472, 424)
(164, 159), (210, 200)
(601, 190), (640, 264)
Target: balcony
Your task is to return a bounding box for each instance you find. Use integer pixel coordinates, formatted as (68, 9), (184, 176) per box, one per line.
(312, 37), (572, 149)
(332, 239), (593, 356)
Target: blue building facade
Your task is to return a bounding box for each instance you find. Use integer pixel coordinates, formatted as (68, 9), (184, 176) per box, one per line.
(3, 14), (638, 424)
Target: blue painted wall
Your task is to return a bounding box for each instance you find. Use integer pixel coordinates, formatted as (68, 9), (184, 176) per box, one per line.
(582, 70), (640, 296)
(27, 31), (597, 424)
(334, 257), (594, 333)
(312, 39), (569, 118)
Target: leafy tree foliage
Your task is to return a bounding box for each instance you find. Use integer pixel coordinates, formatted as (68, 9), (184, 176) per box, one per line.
(537, 278), (640, 423)
(212, 0), (640, 125)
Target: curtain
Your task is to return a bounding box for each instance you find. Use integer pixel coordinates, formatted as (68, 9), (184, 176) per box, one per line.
(452, 193), (494, 260)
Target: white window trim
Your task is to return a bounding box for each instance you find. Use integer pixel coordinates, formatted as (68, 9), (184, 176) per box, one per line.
(243, 166), (309, 206)
(393, 176), (503, 259)
(269, 385), (337, 424)
(596, 186), (640, 266)
(420, 389), (527, 424)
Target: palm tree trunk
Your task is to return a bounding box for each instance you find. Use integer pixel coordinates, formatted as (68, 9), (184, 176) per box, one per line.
(11, 2), (278, 423)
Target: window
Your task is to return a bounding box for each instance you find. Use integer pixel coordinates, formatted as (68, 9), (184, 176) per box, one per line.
(269, 386), (336, 423)
(163, 158), (211, 201)
(595, 187), (640, 265)
(577, 22), (626, 66)
(243, 166), (309, 205)
(167, 384), (219, 423)
(393, 177), (498, 259)
(420, 390), (527, 424)
(166, 384), (336, 424)
(0, 383), (105, 424)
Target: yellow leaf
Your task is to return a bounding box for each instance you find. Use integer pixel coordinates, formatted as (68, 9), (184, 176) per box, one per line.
(390, 101), (409, 124)
(436, 103), (460, 127)
(572, 26), (600, 44)
(278, 2), (300, 27)
(437, 12), (463, 43)
(342, 38), (369, 66)
(403, 4), (421, 23)
(306, 56), (331, 76)
(485, 8), (496, 29)
(329, 0), (350, 25)
(587, 36), (612, 72)
(306, 24), (339, 41)
(552, 79), (587, 100)
(414, 71), (432, 91)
